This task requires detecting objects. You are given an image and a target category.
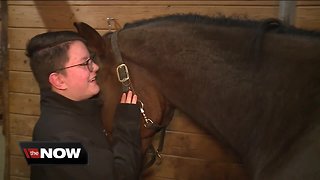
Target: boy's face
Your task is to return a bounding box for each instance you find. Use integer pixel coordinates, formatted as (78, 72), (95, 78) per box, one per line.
(61, 40), (100, 101)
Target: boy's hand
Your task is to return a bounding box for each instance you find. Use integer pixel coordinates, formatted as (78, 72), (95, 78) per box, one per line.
(120, 90), (138, 104)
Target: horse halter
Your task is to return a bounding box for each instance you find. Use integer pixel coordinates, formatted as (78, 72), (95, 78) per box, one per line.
(110, 31), (167, 168)
(111, 31), (156, 128)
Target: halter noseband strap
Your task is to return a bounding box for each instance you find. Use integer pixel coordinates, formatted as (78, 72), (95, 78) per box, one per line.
(111, 31), (122, 64)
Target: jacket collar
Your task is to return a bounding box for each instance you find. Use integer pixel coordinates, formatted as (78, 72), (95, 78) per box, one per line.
(40, 90), (103, 116)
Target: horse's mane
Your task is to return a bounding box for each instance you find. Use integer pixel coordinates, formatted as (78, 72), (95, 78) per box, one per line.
(123, 14), (320, 38)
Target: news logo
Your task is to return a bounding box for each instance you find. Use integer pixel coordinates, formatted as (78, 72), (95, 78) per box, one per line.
(19, 142), (88, 164)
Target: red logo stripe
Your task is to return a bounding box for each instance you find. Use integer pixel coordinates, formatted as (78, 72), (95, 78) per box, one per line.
(23, 148), (30, 159)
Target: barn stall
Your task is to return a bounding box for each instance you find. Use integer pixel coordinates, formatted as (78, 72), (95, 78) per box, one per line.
(1, 0), (320, 179)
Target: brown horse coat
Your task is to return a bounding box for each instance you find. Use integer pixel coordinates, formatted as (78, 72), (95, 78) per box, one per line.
(75, 14), (320, 179)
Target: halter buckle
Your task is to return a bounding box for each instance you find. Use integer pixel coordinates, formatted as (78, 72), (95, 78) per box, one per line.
(116, 63), (130, 83)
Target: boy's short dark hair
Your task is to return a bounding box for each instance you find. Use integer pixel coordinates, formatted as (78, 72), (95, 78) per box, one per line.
(26, 31), (86, 90)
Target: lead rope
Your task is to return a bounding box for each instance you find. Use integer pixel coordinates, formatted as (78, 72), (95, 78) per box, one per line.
(143, 127), (166, 169)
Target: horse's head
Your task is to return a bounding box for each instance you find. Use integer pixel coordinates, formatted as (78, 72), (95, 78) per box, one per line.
(74, 22), (175, 154)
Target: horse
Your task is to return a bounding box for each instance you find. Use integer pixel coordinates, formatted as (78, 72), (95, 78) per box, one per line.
(74, 14), (320, 179)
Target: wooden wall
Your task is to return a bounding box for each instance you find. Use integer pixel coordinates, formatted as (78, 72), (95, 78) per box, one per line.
(0, 1), (3, 124)
(4, 1), (320, 180)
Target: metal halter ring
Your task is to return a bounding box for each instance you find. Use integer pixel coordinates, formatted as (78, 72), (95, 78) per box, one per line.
(144, 119), (154, 128)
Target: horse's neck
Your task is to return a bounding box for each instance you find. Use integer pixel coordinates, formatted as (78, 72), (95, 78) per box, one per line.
(120, 23), (256, 148)
(120, 22), (254, 100)
(120, 23), (320, 174)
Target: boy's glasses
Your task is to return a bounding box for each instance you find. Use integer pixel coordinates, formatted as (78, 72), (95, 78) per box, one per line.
(54, 55), (95, 72)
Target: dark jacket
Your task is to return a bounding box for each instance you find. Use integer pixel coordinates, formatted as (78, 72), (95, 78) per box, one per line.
(31, 90), (142, 180)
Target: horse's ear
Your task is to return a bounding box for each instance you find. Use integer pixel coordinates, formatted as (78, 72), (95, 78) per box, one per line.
(73, 22), (105, 54)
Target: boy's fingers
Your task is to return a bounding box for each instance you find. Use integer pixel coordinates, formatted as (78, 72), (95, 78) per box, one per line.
(131, 95), (138, 104)
(120, 93), (126, 103)
(120, 91), (138, 104)
(126, 91), (133, 103)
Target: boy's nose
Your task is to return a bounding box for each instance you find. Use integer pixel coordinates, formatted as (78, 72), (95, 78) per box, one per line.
(93, 62), (99, 71)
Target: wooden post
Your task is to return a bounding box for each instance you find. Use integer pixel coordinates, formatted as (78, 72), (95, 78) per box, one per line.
(279, 0), (296, 26)
(0, 1), (8, 180)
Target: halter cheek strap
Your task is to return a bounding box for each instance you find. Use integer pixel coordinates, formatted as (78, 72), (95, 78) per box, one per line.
(111, 31), (131, 92)
(110, 31), (167, 168)
(111, 31), (167, 130)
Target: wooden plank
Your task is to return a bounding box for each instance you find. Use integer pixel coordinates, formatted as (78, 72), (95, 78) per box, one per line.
(8, 5), (279, 29)
(143, 155), (248, 180)
(297, 0), (320, 6)
(156, 131), (238, 162)
(8, 1), (279, 6)
(10, 156), (30, 178)
(10, 135), (31, 156)
(10, 114), (38, 137)
(142, 177), (172, 180)
(10, 176), (30, 180)
(8, 28), (107, 49)
(9, 71), (39, 94)
(8, 50), (31, 72)
(296, 6), (320, 30)
(0, 72), (3, 116)
(8, 28), (49, 50)
(1, 1), (10, 179)
(168, 110), (208, 134)
(9, 93), (40, 116)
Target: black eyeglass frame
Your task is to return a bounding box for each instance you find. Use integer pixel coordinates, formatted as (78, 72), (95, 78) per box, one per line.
(53, 55), (95, 73)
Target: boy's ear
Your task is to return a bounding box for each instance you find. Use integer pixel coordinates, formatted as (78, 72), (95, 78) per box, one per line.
(48, 72), (67, 90)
